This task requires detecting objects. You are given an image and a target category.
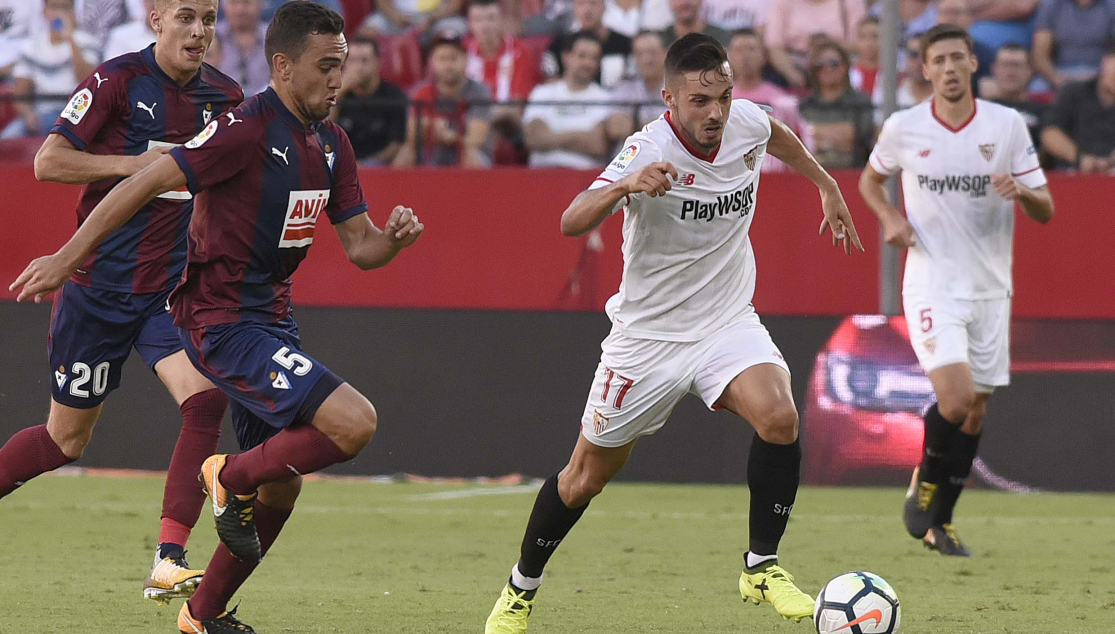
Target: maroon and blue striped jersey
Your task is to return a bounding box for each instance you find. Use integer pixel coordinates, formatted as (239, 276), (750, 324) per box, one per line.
(168, 87), (368, 329)
(51, 44), (243, 294)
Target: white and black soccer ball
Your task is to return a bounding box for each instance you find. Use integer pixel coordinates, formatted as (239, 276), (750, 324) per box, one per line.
(814, 571), (901, 634)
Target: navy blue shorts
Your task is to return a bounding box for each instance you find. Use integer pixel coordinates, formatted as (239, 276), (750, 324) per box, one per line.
(180, 317), (343, 450)
(48, 282), (182, 409)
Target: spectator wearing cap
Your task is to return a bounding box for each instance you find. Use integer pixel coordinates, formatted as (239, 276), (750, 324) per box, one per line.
(798, 38), (874, 168)
(659, 0), (733, 46)
(543, 0), (632, 89)
(216, 0), (270, 96)
(602, 0), (673, 38)
(394, 33), (493, 167)
(331, 37), (409, 165)
(728, 28), (802, 171)
(612, 30), (668, 128)
(0, 0), (43, 81)
(359, 0), (468, 47)
(1032, 0), (1115, 89)
(1041, 45), (1115, 172)
(766, 0), (866, 88)
(981, 43), (1046, 154)
(701, 0), (774, 32)
(525, 31), (630, 168)
(3, 0), (99, 139)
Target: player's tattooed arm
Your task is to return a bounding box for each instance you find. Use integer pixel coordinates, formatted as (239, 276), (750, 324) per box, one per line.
(560, 161), (678, 237)
(334, 205), (423, 270)
(10, 155), (187, 302)
(34, 133), (171, 184)
(859, 164), (916, 249)
(990, 175), (1054, 224)
(767, 114), (864, 254)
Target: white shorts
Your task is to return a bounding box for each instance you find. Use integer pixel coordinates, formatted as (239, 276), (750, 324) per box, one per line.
(902, 291), (1011, 393)
(579, 309), (790, 448)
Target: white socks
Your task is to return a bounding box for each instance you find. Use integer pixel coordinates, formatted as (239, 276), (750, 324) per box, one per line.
(511, 564), (543, 591)
(746, 551), (779, 569)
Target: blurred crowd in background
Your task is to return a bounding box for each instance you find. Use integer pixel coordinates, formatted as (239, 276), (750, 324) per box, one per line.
(0, 0), (1112, 171)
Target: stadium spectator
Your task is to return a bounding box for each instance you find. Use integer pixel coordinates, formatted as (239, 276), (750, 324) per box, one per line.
(798, 39), (874, 168)
(659, 0), (732, 46)
(850, 15), (880, 95)
(702, 0), (773, 32)
(544, 0), (632, 89)
(612, 30), (668, 128)
(602, 0), (673, 38)
(2, 0), (98, 139)
(79, 0), (143, 49)
(0, 0), (43, 81)
(766, 0), (866, 88)
(331, 37), (408, 165)
(465, 0), (537, 104)
(103, 0), (156, 61)
(524, 31), (629, 167)
(869, 0), (938, 41)
(1033, 0), (1115, 88)
(260, 0), (344, 22)
(215, 0), (269, 96)
(523, 0), (572, 35)
(395, 32), (493, 167)
(359, 0), (468, 47)
(728, 28), (801, 171)
(936, 0), (998, 80)
(1041, 45), (1115, 172)
(870, 35), (932, 120)
(967, 0), (1041, 77)
(981, 43), (1046, 150)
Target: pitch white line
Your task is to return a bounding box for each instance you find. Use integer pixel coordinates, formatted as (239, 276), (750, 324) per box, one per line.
(408, 485), (540, 501)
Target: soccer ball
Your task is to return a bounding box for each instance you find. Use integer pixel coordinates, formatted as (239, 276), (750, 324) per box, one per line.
(814, 571), (901, 634)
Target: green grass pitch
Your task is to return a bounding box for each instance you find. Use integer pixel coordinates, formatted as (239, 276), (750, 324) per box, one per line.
(0, 475), (1112, 634)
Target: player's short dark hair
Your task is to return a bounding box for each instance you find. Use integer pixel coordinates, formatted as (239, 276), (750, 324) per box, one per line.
(265, 1), (346, 69)
(562, 30), (602, 54)
(919, 23), (974, 60)
(665, 33), (730, 84)
(469, 0), (502, 9)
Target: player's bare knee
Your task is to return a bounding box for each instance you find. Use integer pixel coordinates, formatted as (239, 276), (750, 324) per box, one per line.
(333, 401), (377, 455)
(558, 467), (607, 507)
(46, 417), (96, 459)
(939, 390), (976, 423)
(753, 403), (799, 445)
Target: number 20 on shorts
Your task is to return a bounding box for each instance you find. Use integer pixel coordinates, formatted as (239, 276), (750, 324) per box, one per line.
(600, 368), (634, 410)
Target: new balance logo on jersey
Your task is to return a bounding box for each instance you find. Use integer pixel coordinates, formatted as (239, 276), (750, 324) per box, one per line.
(918, 149), (931, 158)
(677, 173), (696, 186)
(679, 182), (755, 221)
(136, 101), (157, 119)
(278, 189), (330, 248)
(917, 174), (991, 197)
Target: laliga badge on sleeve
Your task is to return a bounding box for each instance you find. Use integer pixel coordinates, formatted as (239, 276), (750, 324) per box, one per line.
(610, 141), (641, 173)
(61, 88), (93, 125)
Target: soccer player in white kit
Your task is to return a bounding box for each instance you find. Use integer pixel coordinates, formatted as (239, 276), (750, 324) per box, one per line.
(859, 24), (1054, 557)
(485, 33), (864, 633)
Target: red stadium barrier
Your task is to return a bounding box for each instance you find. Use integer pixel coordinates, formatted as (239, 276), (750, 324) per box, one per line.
(1, 165), (1112, 318)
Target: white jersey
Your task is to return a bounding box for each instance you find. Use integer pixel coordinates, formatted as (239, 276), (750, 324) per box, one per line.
(869, 99), (1046, 299)
(588, 99), (771, 342)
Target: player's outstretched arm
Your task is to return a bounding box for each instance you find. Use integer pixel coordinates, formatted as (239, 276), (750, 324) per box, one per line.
(990, 175), (1055, 224)
(10, 154), (187, 302)
(34, 133), (171, 184)
(560, 161), (678, 237)
(766, 114), (864, 254)
(859, 164), (916, 249)
(334, 205), (424, 270)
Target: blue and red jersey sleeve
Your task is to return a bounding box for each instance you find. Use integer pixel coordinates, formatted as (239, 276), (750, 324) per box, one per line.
(50, 64), (127, 151)
(324, 127), (368, 225)
(170, 110), (257, 194)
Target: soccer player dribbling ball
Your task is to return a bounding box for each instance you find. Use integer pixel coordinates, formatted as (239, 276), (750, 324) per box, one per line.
(1, 0), (242, 603)
(10, 3), (423, 632)
(859, 23), (1054, 557)
(485, 33), (865, 634)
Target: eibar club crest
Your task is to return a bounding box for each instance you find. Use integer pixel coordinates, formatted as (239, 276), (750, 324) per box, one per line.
(978, 143), (995, 162)
(743, 145), (759, 171)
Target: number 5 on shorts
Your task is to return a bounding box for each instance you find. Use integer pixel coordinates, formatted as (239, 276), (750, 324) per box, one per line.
(600, 368), (634, 410)
(919, 308), (933, 333)
(272, 346), (313, 376)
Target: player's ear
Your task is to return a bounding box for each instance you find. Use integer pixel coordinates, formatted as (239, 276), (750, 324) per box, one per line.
(150, 9), (161, 33)
(662, 86), (675, 110)
(272, 53), (291, 81)
(969, 52), (978, 74)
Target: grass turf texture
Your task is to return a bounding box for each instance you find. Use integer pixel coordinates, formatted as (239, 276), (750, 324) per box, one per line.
(0, 476), (1112, 634)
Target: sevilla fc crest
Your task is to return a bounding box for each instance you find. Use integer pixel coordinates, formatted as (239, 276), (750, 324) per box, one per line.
(978, 143), (995, 162)
(592, 409), (609, 435)
(743, 146), (759, 171)
(924, 336), (937, 355)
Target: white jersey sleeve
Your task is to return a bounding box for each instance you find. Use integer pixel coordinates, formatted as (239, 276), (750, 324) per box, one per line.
(868, 114), (902, 176)
(589, 134), (665, 214)
(1007, 110), (1046, 189)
